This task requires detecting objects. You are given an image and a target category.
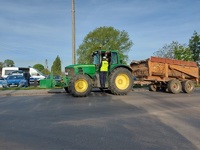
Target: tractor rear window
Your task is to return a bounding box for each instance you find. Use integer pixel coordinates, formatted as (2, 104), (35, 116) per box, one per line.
(111, 52), (118, 64)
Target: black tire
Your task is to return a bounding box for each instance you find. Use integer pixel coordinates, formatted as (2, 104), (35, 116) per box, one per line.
(182, 80), (195, 94)
(108, 68), (133, 95)
(149, 84), (157, 92)
(64, 87), (69, 93)
(68, 74), (92, 97)
(167, 79), (182, 94)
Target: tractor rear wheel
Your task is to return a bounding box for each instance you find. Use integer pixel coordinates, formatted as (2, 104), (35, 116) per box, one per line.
(182, 80), (195, 94)
(108, 68), (133, 95)
(69, 74), (92, 97)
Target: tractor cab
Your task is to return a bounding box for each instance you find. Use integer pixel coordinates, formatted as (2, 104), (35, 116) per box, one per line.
(91, 50), (120, 73)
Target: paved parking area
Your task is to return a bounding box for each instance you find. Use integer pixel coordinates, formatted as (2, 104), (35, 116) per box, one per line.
(0, 88), (200, 149)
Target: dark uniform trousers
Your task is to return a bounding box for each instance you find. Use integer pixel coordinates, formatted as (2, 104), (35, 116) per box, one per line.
(100, 71), (107, 88)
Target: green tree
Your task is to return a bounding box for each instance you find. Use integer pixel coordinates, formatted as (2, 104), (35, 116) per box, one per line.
(77, 26), (133, 64)
(153, 41), (193, 61)
(189, 31), (200, 63)
(4, 59), (15, 67)
(153, 41), (180, 58)
(41, 68), (50, 76)
(51, 55), (61, 75)
(174, 46), (193, 61)
(33, 64), (44, 72)
(0, 62), (3, 68)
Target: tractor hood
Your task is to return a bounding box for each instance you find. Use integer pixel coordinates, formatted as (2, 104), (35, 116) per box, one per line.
(65, 64), (96, 77)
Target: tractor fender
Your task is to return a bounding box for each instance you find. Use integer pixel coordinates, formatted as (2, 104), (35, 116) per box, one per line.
(109, 65), (132, 75)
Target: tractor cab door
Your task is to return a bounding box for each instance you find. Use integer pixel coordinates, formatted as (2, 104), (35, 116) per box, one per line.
(92, 52), (101, 73)
(92, 51), (101, 87)
(109, 52), (118, 71)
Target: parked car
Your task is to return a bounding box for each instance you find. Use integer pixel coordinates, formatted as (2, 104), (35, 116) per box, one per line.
(0, 77), (7, 88)
(1, 67), (46, 81)
(11, 70), (24, 76)
(5, 75), (27, 87)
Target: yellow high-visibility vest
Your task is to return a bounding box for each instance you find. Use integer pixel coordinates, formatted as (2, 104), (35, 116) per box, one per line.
(100, 61), (108, 71)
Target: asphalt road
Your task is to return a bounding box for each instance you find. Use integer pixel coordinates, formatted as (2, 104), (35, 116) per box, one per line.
(0, 88), (200, 150)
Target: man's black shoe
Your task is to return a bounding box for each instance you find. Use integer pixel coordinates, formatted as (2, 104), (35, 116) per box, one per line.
(100, 88), (104, 92)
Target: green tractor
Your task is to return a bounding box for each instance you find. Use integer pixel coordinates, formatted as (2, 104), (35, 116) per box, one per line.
(63, 50), (133, 97)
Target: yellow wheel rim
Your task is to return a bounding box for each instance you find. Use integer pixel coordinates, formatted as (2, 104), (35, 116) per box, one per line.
(115, 73), (130, 90)
(75, 79), (88, 93)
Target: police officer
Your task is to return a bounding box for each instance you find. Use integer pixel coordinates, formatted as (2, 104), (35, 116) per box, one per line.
(99, 56), (109, 91)
(23, 72), (31, 87)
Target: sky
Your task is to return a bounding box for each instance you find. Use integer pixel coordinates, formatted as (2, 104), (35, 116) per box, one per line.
(0, 0), (200, 70)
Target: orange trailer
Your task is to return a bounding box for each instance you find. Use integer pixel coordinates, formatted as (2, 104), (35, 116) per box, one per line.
(130, 57), (199, 94)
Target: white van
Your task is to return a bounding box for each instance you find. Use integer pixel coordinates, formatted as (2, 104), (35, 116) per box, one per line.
(1, 67), (46, 81)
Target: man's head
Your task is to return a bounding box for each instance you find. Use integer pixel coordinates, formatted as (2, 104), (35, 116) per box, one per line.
(103, 56), (107, 60)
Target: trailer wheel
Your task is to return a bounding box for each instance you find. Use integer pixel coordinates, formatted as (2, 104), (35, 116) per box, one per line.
(149, 84), (157, 92)
(108, 68), (133, 95)
(167, 79), (182, 94)
(69, 74), (92, 97)
(182, 80), (195, 94)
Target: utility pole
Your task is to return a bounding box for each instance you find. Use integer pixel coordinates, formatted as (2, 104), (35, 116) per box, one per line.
(45, 59), (48, 70)
(72, 0), (76, 64)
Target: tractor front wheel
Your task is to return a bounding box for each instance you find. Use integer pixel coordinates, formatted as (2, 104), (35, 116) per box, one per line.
(68, 74), (92, 97)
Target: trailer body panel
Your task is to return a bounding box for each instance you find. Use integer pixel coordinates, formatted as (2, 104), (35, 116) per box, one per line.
(130, 57), (199, 83)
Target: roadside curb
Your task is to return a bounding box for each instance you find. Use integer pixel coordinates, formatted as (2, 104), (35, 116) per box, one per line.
(0, 89), (65, 96)
(48, 89), (66, 93)
(0, 88), (150, 96)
